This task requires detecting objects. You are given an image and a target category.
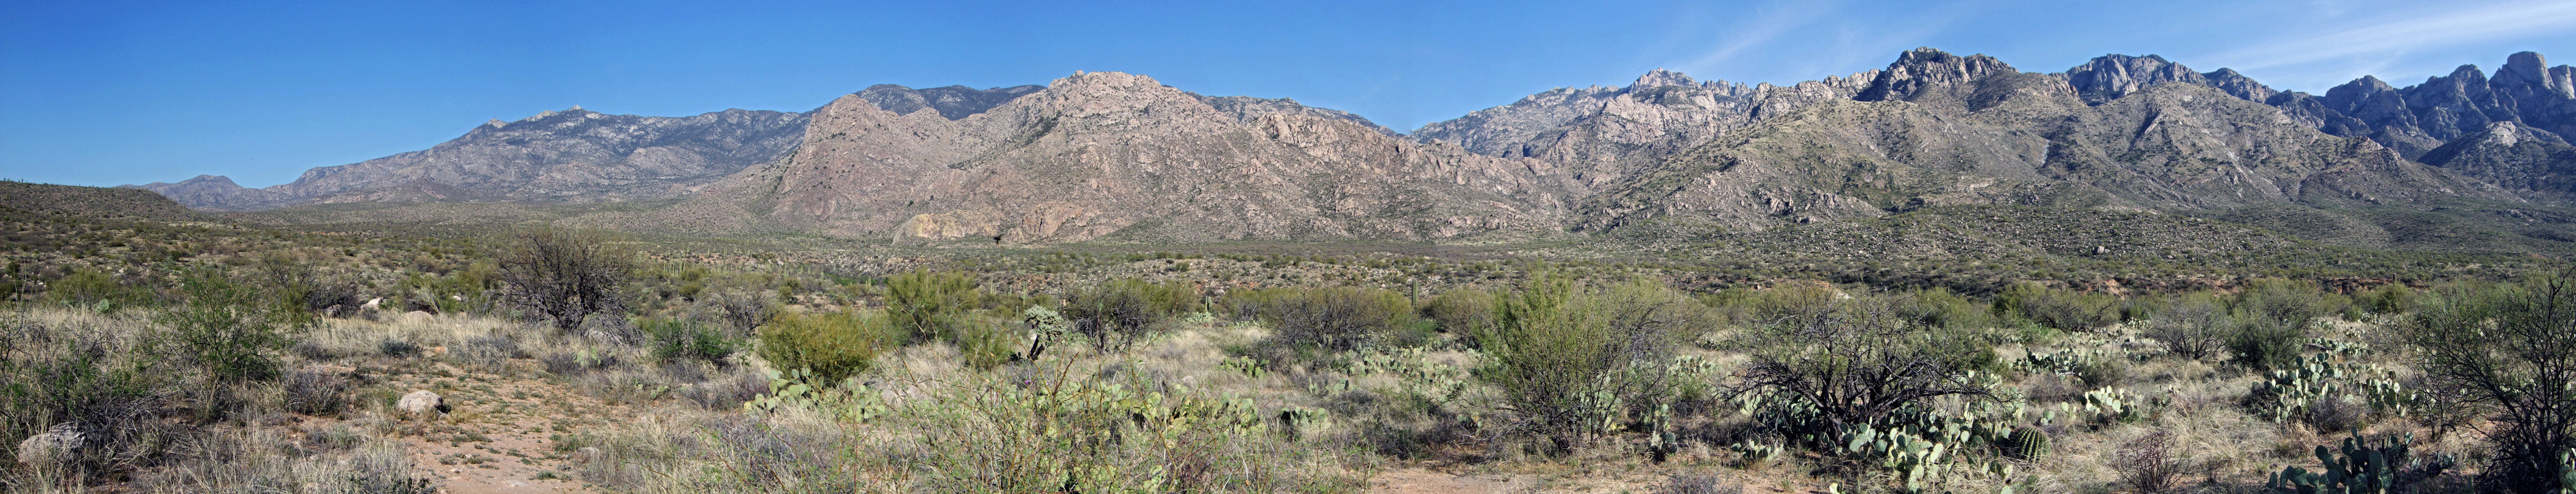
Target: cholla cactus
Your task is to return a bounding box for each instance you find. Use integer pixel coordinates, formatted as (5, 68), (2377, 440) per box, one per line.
(1021, 305), (1069, 360)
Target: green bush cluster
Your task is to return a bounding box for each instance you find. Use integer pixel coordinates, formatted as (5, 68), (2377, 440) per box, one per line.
(639, 316), (742, 367)
(755, 310), (899, 384)
(2228, 279), (2350, 371)
(1476, 277), (1703, 451)
(1061, 278), (1193, 353)
(1231, 286), (1414, 354)
(1994, 282), (2121, 332)
(887, 269), (981, 342)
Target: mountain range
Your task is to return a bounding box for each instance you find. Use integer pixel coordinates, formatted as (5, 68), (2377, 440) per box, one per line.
(129, 48), (2576, 251)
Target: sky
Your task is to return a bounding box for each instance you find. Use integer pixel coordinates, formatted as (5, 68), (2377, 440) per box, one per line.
(5, 0), (2574, 188)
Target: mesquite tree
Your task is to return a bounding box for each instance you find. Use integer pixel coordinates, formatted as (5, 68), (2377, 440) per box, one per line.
(2405, 271), (2576, 492)
(498, 227), (632, 331)
(1732, 291), (1993, 432)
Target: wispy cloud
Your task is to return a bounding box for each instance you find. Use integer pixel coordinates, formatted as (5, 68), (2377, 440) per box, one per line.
(1669, 0), (1852, 75)
(2212, 0), (2576, 71)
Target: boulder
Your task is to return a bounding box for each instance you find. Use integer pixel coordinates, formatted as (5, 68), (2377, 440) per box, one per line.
(15, 423), (82, 467)
(397, 390), (449, 417)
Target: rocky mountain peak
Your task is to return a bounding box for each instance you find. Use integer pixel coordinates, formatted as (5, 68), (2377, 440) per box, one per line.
(2494, 51), (2574, 98)
(856, 84), (1044, 120)
(2065, 54), (2213, 105)
(2197, 68), (2279, 102)
(1196, 95), (1398, 136)
(1632, 68), (1699, 88)
(1854, 48), (2015, 102)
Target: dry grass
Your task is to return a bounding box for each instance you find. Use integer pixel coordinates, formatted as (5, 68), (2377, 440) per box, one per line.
(2, 284), (2508, 494)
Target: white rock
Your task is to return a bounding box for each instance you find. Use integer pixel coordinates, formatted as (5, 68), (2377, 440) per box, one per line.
(14, 423), (81, 467)
(397, 390), (446, 417)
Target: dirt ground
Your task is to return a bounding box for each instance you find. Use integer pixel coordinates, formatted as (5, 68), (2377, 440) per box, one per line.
(359, 361), (620, 494)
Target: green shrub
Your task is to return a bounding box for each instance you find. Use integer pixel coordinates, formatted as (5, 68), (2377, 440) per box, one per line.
(2227, 317), (2307, 371)
(755, 310), (897, 384)
(1061, 279), (1185, 353)
(2235, 278), (2348, 328)
(2359, 284), (2416, 315)
(2143, 292), (2230, 361)
(159, 269), (291, 384)
(1477, 277), (1700, 450)
(640, 317), (741, 367)
(1996, 282), (2120, 332)
(902, 369), (1353, 493)
(2228, 279), (2342, 371)
(953, 312), (1021, 371)
(1419, 288), (1496, 335)
(44, 267), (133, 309)
(887, 270), (979, 342)
(1897, 287), (1996, 331)
(2404, 272), (2576, 492)
(1235, 286), (1413, 353)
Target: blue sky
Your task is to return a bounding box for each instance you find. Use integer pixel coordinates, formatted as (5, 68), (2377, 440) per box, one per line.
(5, 0), (2574, 188)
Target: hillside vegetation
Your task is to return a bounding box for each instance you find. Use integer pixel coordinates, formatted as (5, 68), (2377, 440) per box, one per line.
(4, 181), (2575, 494)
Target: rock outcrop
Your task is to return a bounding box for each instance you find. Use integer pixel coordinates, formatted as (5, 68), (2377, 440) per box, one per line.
(2417, 121), (2576, 204)
(1416, 48), (2524, 234)
(398, 390), (448, 417)
(120, 46), (2576, 251)
(14, 423), (82, 468)
(721, 71), (1574, 244)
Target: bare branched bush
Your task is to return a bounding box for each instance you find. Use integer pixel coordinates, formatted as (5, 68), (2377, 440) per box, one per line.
(1731, 292), (1993, 432)
(280, 368), (354, 417)
(498, 227), (633, 331)
(1062, 279), (1187, 354)
(1654, 471), (1744, 494)
(2143, 293), (2229, 361)
(2405, 272), (2576, 492)
(2115, 431), (2182, 493)
(1236, 286), (1411, 353)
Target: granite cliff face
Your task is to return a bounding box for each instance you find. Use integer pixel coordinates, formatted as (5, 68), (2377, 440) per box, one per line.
(127, 47), (2576, 249)
(2417, 121), (2576, 204)
(1421, 48), (2527, 235)
(129, 107), (810, 210)
(1408, 68), (1874, 191)
(717, 71), (1571, 244)
(2275, 52), (2576, 157)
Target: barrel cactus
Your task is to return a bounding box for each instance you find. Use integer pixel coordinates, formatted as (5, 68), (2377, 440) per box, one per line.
(2002, 425), (2049, 462)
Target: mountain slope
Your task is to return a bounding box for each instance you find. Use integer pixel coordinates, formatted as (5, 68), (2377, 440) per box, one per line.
(1565, 49), (2519, 234)
(708, 71), (1576, 244)
(129, 107), (810, 211)
(2, 181), (207, 223)
(2417, 121), (2576, 204)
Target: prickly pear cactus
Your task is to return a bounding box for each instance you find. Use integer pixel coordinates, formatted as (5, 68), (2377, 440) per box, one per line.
(2264, 434), (2419, 494)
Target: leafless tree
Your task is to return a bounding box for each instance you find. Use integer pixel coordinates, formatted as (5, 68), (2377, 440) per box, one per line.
(498, 227), (632, 331)
(1730, 295), (1991, 431)
(2405, 271), (2576, 492)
